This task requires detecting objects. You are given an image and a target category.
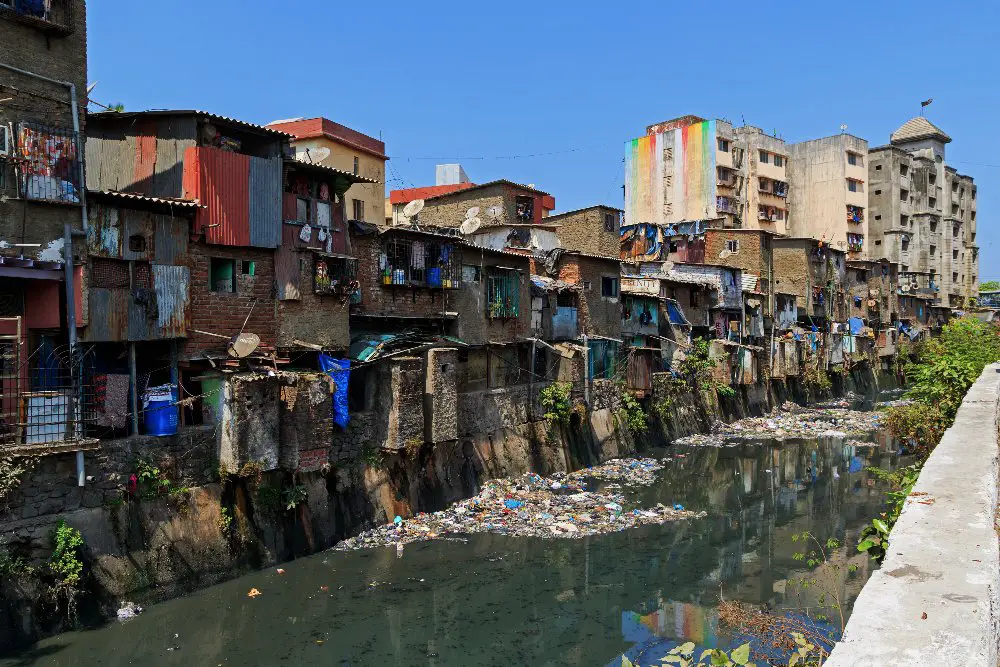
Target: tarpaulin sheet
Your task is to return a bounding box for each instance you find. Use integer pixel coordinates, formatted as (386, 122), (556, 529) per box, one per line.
(848, 317), (865, 335)
(666, 300), (688, 325)
(319, 354), (350, 428)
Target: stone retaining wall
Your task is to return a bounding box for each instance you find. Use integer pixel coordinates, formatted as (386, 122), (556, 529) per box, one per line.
(827, 363), (1000, 666)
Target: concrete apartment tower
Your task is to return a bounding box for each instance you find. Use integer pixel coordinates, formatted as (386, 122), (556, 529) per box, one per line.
(867, 117), (979, 307)
(625, 116), (789, 233)
(787, 134), (869, 257)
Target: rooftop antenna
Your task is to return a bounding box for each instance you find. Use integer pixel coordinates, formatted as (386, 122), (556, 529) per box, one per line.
(920, 98), (933, 116)
(485, 205), (503, 223)
(840, 124), (848, 134)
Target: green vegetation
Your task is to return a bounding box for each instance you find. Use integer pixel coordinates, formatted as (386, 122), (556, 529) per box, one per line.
(0, 454), (33, 505)
(857, 464), (921, 563)
(621, 633), (822, 667)
(282, 484), (308, 510)
(616, 388), (648, 435)
(49, 520), (85, 616)
(540, 381), (574, 426)
(802, 363), (832, 394)
(682, 338), (735, 397)
(979, 280), (1000, 292)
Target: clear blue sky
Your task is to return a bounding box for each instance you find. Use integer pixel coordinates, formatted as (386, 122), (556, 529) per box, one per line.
(87, 0), (998, 281)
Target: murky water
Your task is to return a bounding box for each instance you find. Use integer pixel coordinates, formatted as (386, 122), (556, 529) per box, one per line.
(2, 433), (906, 667)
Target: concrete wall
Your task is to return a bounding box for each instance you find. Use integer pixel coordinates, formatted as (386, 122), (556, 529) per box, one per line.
(453, 246), (531, 346)
(827, 364), (1000, 666)
(275, 250), (351, 351)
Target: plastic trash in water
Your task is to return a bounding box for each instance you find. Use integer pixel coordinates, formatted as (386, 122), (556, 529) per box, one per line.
(393, 515), (403, 525)
(503, 499), (525, 510)
(673, 503), (685, 511)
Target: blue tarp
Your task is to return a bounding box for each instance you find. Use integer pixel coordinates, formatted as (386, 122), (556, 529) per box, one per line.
(848, 317), (864, 335)
(319, 354), (351, 429)
(666, 300), (688, 325)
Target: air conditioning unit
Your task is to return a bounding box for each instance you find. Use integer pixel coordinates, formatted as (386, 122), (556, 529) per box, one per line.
(0, 125), (10, 158)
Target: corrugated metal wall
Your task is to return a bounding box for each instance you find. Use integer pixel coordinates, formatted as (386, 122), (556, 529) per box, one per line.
(275, 224), (303, 300)
(83, 289), (130, 342)
(154, 265), (189, 338)
(248, 156), (282, 248)
(184, 146), (251, 246)
(86, 117), (196, 198)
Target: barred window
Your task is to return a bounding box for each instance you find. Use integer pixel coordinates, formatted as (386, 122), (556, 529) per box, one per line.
(486, 269), (520, 319)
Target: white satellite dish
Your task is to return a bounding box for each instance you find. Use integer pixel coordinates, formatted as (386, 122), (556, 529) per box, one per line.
(403, 199), (425, 219)
(719, 249), (732, 259)
(460, 217), (483, 235)
(485, 205), (503, 221)
(465, 206), (480, 219)
(900, 284), (910, 293)
(297, 147), (331, 164)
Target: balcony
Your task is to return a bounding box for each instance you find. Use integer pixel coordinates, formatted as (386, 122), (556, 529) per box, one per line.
(716, 196), (740, 215)
(0, 0), (74, 35)
(847, 205), (864, 224)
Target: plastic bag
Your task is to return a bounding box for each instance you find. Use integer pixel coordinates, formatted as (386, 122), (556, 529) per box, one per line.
(318, 354), (350, 428)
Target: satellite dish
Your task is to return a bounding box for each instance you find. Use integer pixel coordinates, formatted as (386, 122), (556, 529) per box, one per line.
(228, 332), (261, 358)
(719, 249), (732, 259)
(465, 206), (480, 219)
(900, 285), (910, 293)
(297, 147), (331, 164)
(460, 217), (482, 235)
(403, 199), (425, 218)
(485, 205), (503, 221)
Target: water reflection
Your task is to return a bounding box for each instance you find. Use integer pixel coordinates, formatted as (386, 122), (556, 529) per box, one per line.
(2, 435), (906, 667)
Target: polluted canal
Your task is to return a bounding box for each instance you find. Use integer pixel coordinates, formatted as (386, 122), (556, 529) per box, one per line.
(3, 401), (908, 666)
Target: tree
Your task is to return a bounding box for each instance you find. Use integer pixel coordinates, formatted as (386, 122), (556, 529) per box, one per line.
(979, 280), (1000, 292)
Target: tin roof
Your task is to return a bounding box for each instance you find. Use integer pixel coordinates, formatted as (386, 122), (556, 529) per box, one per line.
(287, 158), (381, 184)
(91, 110), (293, 137)
(89, 189), (203, 209)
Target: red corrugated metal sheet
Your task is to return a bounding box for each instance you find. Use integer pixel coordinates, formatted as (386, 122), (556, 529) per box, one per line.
(133, 119), (158, 187)
(183, 146), (250, 246)
(389, 183), (477, 205)
(283, 192), (298, 221)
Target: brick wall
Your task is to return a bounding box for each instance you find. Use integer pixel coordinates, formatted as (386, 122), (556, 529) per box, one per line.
(551, 207), (621, 258)
(182, 242), (277, 358)
(559, 255), (621, 338)
(454, 247), (531, 345)
(705, 230), (767, 276)
(350, 231), (461, 322)
(419, 187), (506, 228)
(276, 252), (350, 351)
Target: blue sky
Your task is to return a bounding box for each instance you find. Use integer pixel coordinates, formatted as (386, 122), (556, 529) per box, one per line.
(87, 0), (998, 280)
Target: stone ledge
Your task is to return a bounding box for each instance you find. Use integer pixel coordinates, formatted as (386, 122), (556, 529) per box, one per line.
(826, 364), (1000, 667)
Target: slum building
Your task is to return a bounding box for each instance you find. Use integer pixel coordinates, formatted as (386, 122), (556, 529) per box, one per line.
(543, 205), (622, 259)
(0, 0), (92, 451)
(772, 238), (847, 328)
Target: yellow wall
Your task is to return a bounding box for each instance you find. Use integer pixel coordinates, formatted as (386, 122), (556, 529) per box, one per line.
(293, 137), (385, 223)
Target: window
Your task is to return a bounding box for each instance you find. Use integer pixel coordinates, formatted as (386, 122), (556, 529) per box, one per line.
(874, 189), (881, 196)
(929, 245), (936, 256)
(874, 215), (881, 221)
(875, 240), (882, 246)
(929, 197), (936, 209)
(353, 156), (359, 175)
(953, 249), (959, 260)
(758, 150), (769, 164)
(486, 270), (520, 319)
(583, 280), (592, 291)
(381, 237), (459, 287)
(953, 225), (960, 238)
(775, 208), (784, 220)
(316, 201), (331, 230)
(953, 272), (959, 282)
(951, 203), (959, 215)
(930, 219), (937, 232)
(352, 199), (364, 221)
(690, 289), (701, 308)
(847, 152), (863, 166)
(847, 179), (862, 193)
(726, 239), (739, 253)
(601, 276), (619, 298)
(210, 258), (236, 293)
(515, 196), (534, 221)
(241, 260), (256, 276)
(875, 164), (882, 171)
(900, 214), (908, 227)
(900, 189), (909, 202)
(901, 237), (909, 252)
(900, 164), (909, 177)
(462, 265), (481, 283)
(128, 234), (146, 253)
(718, 138), (730, 152)
(296, 197), (311, 223)
(773, 154), (784, 167)
(314, 256), (358, 295)
(952, 181), (958, 193)
(902, 264), (909, 272)
(856, 270), (866, 284)
(928, 172), (936, 185)
(604, 212), (616, 232)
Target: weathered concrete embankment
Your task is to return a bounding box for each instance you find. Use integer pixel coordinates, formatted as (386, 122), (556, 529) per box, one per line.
(826, 363), (1000, 667)
(0, 362), (886, 651)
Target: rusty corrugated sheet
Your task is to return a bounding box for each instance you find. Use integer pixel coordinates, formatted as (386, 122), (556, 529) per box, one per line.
(248, 156), (282, 248)
(132, 119), (158, 190)
(82, 288), (129, 342)
(128, 296), (150, 341)
(274, 238), (301, 301)
(283, 192), (298, 222)
(183, 146), (250, 246)
(122, 211), (155, 262)
(152, 116), (196, 199)
(87, 204), (122, 257)
(153, 264), (189, 338)
(154, 217), (188, 264)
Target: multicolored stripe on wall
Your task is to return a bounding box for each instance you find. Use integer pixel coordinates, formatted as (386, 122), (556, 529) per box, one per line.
(625, 119), (717, 226)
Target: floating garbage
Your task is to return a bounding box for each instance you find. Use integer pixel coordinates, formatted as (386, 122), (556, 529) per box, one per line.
(674, 402), (881, 447)
(334, 462), (700, 551)
(116, 601), (143, 621)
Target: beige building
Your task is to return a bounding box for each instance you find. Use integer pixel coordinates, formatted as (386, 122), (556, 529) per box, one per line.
(867, 117), (979, 308)
(266, 117), (386, 224)
(625, 116), (790, 233)
(787, 134), (869, 258)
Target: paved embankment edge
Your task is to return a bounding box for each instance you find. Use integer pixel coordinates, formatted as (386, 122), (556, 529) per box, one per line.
(827, 363), (1000, 666)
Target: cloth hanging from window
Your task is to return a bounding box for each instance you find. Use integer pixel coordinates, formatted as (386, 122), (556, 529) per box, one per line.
(411, 242), (425, 269)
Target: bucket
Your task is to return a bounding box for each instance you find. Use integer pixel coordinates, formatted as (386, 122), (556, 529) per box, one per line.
(143, 384), (178, 436)
(426, 267), (442, 288)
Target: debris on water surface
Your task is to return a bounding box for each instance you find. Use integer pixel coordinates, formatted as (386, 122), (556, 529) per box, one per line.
(334, 459), (701, 551)
(674, 402), (881, 447)
(116, 601), (143, 621)
(247, 588), (262, 598)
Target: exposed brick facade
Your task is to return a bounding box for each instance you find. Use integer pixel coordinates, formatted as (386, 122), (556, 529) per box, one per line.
(546, 206), (622, 258)
(418, 182), (553, 229)
(454, 246), (531, 346)
(773, 239), (847, 321)
(556, 254), (621, 338)
(276, 252), (350, 352)
(182, 242), (277, 359)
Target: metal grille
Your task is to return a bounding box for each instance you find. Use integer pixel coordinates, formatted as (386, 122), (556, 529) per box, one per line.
(380, 237), (460, 288)
(0, 320), (98, 449)
(486, 269), (520, 319)
(91, 258), (130, 289)
(314, 256), (359, 296)
(133, 262), (152, 289)
(16, 122), (81, 204)
(0, 292), (23, 317)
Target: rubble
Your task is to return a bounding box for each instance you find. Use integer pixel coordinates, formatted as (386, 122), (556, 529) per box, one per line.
(674, 403), (881, 447)
(334, 462), (701, 551)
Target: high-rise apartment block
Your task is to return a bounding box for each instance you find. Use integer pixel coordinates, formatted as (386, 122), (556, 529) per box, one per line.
(787, 134), (869, 258)
(867, 117), (978, 307)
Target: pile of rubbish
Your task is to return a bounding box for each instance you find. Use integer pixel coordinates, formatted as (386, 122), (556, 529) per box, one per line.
(563, 457), (666, 487)
(674, 402), (880, 447)
(335, 463), (700, 551)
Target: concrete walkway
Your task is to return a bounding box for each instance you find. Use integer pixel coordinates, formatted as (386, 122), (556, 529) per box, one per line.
(826, 363), (1000, 666)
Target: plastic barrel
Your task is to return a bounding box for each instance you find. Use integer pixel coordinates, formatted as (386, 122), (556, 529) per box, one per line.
(143, 387), (178, 436)
(426, 267), (442, 288)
